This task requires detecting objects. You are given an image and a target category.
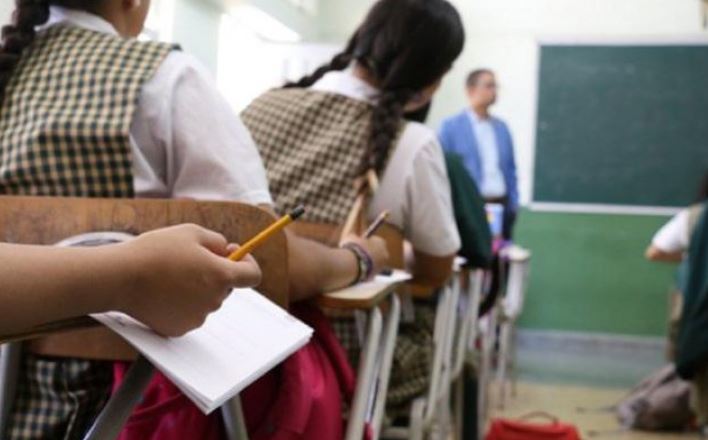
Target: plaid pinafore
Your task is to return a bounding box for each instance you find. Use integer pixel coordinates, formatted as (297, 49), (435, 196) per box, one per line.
(242, 88), (435, 416)
(0, 24), (174, 439)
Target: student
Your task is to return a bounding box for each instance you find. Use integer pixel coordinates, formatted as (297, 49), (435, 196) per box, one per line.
(646, 171), (708, 263)
(0, 225), (262, 338)
(675, 201), (708, 434)
(0, 1), (386, 438)
(242, 0), (464, 417)
(646, 174), (708, 360)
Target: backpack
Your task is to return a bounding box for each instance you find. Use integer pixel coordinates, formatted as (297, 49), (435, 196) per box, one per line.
(113, 304), (355, 440)
(485, 412), (581, 440)
(616, 364), (694, 430)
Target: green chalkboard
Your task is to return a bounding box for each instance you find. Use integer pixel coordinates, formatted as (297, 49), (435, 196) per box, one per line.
(534, 45), (708, 207)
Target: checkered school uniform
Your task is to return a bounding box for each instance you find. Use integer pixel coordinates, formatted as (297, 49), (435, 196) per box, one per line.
(242, 88), (434, 417)
(0, 25), (174, 439)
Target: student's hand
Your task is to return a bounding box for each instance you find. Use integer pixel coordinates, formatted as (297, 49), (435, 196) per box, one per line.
(117, 224), (262, 337)
(342, 235), (390, 277)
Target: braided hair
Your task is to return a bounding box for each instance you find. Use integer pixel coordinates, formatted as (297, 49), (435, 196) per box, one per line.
(0, 0), (50, 93)
(286, 0), (465, 176)
(0, 0), (97, 98)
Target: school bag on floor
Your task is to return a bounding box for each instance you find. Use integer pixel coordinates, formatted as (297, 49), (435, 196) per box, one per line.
(485, 412), (581, 440)
(615, 364), (694, 430)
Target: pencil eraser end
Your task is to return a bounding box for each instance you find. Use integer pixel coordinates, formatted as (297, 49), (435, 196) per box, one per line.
(290, 205), (306, 220)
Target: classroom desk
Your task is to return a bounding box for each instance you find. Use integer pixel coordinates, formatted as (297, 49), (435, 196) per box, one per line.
(319, 275), (405, 440)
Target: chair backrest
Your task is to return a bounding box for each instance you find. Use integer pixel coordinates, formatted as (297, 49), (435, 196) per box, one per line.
(0, 196), (290, 355)
(501, 246), (531, 319)
(0, 196), (289, 306)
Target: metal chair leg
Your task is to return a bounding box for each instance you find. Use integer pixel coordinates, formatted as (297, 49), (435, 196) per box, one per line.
(83, 355), (155, 440)
(346, 308), (383, 440)
(0, 343), (22, 437)
(409, 398), (426, 440)
(370, 294), (401, 439)
(496, 321), (511, 409)
(222, 395), (250, 440)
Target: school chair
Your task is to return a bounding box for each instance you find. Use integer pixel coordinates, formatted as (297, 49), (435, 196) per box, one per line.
(291, 221), (404, 440)
(495, 245), (531, 410)
(450, 266), (485, 440)
(381, 260), (481, 440)
(0, 196), (289, 440)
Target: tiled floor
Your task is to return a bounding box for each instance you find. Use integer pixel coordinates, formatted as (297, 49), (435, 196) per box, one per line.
(488, 381), (700, 440)
(480, 332), (700, 439)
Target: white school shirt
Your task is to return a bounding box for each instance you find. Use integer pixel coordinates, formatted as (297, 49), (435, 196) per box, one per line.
(42, 7), (272, 204)
(467, 110), (507, 199)
(652, 209), (690, 253)
(311, 70), (461, 257)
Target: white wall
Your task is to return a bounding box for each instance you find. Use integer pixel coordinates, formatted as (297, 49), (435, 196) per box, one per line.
(317, 0), (708, 205)
(1, 3), (12, 24)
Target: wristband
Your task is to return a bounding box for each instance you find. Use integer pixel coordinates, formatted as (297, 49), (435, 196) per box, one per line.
(342, 242), (374, 285)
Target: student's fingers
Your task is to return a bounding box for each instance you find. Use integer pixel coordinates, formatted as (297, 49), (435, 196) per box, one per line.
(213, 254), (263, 288)
(189, 224), (230, 256)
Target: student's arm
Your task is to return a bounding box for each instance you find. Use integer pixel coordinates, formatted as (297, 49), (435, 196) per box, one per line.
(404, 134), (461, 288)
(0, 225), (262, 337)
(645, 245), (683, 263)
(646, 210), (690, 263)
(258, 205), (389, 301)
(412, 250), (456, 288)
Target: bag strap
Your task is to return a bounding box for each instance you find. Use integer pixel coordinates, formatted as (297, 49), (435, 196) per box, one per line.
(518, 411), (559, 424)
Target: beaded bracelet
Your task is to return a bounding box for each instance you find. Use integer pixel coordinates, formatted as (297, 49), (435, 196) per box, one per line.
(342, 242), (374, 285)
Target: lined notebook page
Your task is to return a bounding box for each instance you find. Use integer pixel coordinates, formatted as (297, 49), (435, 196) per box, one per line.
(93, 288), (312, 414)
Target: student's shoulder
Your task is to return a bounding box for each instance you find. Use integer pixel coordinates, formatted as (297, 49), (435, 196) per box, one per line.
(401, 122), (441, 151)
(397, 122), (446, 169)
(152, 51), (213, 84)
(141, 51), (219, 106)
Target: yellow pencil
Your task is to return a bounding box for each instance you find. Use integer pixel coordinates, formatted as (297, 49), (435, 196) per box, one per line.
(228, 206), (305, 261)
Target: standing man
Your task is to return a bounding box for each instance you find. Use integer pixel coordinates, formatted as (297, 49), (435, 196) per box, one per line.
(438, 68), (519, 239)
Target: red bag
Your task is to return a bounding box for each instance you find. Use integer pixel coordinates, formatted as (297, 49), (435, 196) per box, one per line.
(485, 412), (581, 440)
(113, 304), (355, 440)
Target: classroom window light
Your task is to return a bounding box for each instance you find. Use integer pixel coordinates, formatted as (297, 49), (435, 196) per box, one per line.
(227, 4), (301, 43)
(141, 0), (175, 42)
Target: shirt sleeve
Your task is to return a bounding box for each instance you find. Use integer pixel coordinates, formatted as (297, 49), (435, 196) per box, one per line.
(403, 134), (462, 257)
(139, 51), (272, 204)
(652, 209), (690, 253)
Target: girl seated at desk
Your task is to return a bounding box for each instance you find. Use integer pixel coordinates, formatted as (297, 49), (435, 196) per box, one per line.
(242, 0), (465, 419)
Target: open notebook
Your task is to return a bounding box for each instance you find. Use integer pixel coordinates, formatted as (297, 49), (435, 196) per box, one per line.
(92, 289), (313, 414)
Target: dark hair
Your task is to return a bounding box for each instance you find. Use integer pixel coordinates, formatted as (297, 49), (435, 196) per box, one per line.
(466, 68), (493, 88)
(0, 1), (96, 98)
(404, 101), (432, 124)
(286, 0), (464, 175)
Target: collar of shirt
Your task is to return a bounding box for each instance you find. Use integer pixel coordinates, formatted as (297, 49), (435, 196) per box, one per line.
(42, 6), (120, 36)
(467, 108), (492, 125)
(311, 67), (380, 103)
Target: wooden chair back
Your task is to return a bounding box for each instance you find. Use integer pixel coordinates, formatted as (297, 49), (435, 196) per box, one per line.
(0, 197), (289, 354)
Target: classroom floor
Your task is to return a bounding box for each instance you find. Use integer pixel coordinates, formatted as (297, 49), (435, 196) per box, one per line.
(481, 333), (701, 440)
(488, 381), (700, 440)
